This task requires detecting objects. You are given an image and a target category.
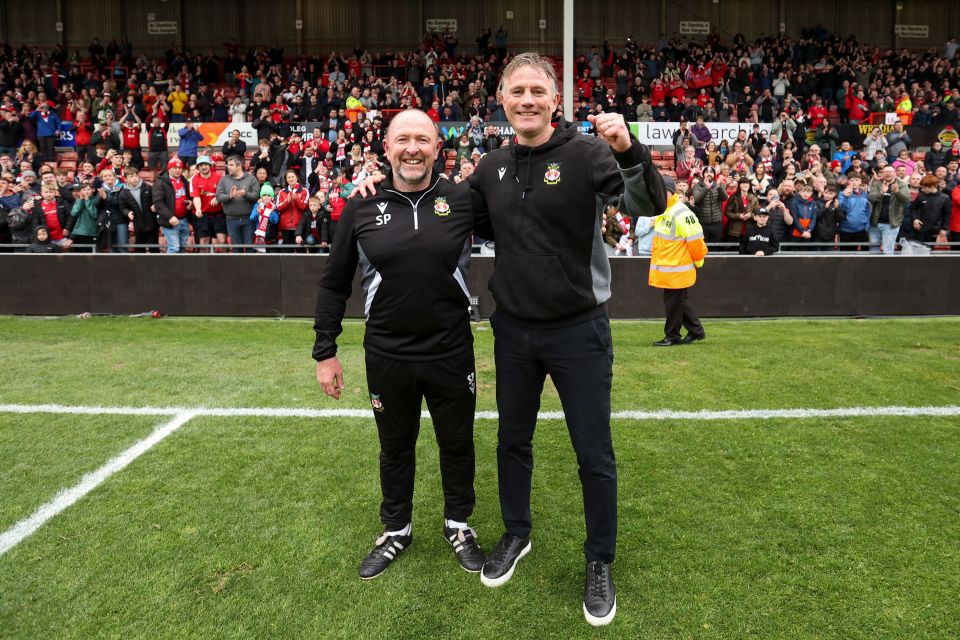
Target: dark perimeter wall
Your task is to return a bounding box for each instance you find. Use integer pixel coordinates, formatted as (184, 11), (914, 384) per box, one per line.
(2, 255), (958, 318)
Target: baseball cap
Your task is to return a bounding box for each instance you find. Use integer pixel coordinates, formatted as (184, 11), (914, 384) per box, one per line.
(195, 155), (212, 166)
(755, 207), (770, 217)
(167, 158), (183, 169)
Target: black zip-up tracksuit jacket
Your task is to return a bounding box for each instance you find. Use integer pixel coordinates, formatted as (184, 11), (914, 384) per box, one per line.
(467, 119), (666, 326)
(313, 174), (489, 361)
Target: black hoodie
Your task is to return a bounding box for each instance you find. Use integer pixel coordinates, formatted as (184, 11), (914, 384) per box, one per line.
(467, 119), (665, 326)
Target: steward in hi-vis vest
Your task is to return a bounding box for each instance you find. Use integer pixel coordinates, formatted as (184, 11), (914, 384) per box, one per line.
(650, 176), (708, 346)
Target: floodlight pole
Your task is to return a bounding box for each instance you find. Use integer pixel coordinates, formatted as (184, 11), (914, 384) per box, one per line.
(563, 0), (573, 120)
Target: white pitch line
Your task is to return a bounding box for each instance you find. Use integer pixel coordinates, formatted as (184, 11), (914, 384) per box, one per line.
(1, 403), (959, 421)
(0, 403), (179, 417)
(0, 411), (197, 558)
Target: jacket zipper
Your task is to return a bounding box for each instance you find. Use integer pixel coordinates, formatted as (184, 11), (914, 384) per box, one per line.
(384, 180), (441, 231)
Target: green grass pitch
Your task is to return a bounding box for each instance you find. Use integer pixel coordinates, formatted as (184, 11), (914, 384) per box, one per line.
(0, 316), (958, 639)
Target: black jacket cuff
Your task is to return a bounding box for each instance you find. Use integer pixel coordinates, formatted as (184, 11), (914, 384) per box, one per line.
(613, 137), (649, 169)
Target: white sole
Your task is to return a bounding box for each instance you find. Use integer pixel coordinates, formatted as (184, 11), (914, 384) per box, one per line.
(583, 598), (617, 626)
(479, 541), (531, 587)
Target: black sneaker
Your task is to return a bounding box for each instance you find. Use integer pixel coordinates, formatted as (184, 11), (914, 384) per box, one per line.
(480, 533), (531, 587)
(358, 531), (412, 580)
(583, 560), (616, 626)
(444, 526), (485, 573)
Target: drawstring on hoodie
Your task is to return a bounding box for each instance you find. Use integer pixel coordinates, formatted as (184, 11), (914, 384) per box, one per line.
(512, 146), (534, 199)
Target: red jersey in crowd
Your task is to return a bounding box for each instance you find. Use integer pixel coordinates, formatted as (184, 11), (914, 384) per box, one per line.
(808, 104), (829, 128)
(40, 199), (65, 240)
(121, 123), (141, 150)
(171, 176), (189, 218)
(328, 186), (346, 222)
(190, 171), (223, 214)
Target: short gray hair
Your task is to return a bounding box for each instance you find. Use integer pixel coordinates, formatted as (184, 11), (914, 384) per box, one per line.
(498, 52), (558, 96)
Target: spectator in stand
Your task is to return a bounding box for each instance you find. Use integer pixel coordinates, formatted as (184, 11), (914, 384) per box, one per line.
(885, 122), (912, 162)
(118, 165), (157, 253)
(66, 183), (100, 251)
(675, 146), (702, 183)
(861, 127), (887, 163)
(691, 170), (725, 244)
(29, 103), (61, 162)
(846, 89), (869, 125)
(891, 149), (918, 177)
(838, 172), (871, 250)
(813, 120), (840, 159)
(763, 188), (794, 243)
(146, 119), (170, 173)
(0, 109), (23, 156)
(243, 178), (274, 253)
(177, 122), (203, 168)
(167, 85), (188, 122)
(903, 174), (951, 246)
(153, 158), (192, 254)
(120, 115), (144, 170)
(222, 129), (246, 162)
(867, 165), (910, 255)
(216, 155), (260, 253)
(724, 177), (759, 246)
(950, 177), (960, 246)
(787, 183), (819, 248)
(741, 207), (779, 255)
(725, 141), (753, 174)
(690, 115), (711, 160)
(814, 184), (844, 250)
(832, 142), (856, 173)
(276, 168), (309, 251)
(191, 155), (226, 250)
(98, 168), (126, 252)
(295, 195), (330, 253)
(34, 184), (72, 251)
(88, 122), (120, 164)
(924, 141), (946, 173)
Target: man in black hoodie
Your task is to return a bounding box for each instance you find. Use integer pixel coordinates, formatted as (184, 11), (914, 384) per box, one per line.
(469, 53), (665, 626)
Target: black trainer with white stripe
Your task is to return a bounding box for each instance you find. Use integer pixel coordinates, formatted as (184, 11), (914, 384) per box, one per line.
(443, 526), (484, 572)
(359, 531), (412, 580)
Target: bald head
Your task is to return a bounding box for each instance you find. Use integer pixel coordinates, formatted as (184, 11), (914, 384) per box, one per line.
(386, 109), (439, 142)
(384, 109), (443, 192)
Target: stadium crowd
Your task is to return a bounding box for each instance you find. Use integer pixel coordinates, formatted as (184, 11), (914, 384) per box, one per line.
(0, 26), (958, 252)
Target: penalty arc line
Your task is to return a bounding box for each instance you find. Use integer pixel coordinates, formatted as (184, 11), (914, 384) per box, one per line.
(0, 410), (198, 558)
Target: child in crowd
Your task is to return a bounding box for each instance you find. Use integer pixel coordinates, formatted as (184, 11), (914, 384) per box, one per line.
(295, 196), (331, 253)
(250, 182), (279, 253)
(742, 208), (779, 256)
(788, 183), (820, 248)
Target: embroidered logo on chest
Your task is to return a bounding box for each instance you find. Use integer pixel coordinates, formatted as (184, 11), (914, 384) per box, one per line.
(434, 196), (450, 217)
(544, 162), (561, 185)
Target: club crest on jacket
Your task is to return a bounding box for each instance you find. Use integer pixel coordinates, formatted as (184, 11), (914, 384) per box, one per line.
(544, 162), (561, 185)
(434, 196), (450, 217)
(370, 393), (385, 412)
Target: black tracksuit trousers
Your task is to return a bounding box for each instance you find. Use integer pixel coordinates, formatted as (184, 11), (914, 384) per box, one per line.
(365, 348), (477, 530)
(491, 311), (617, 563)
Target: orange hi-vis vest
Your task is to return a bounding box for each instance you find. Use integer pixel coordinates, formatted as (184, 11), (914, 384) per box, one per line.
(649, 195), (708, 289)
